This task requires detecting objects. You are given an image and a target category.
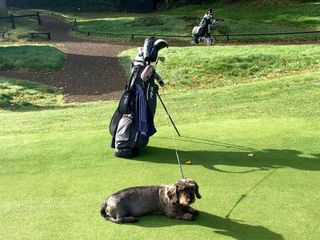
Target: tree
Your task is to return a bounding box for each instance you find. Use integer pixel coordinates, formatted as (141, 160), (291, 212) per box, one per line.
(0, 0), (8, 16)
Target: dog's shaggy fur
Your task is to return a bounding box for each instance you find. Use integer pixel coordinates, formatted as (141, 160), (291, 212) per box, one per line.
(100, 179), (201, 223)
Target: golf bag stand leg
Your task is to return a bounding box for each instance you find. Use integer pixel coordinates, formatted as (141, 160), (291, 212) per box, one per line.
(156, 92), (181, 137)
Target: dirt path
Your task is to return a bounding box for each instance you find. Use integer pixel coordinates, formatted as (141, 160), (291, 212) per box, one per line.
(0, 16), (132, 102)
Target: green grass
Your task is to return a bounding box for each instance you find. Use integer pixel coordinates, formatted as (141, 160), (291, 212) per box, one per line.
(120, 44), (320, 89)
(0, 45), (65, 71)
(0, 43), (319, 239)
(70, 0), (320, 42)
(0, 76), (63, 109)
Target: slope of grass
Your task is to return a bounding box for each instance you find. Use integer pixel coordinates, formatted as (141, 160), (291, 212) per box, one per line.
(71, 0), (320, 42)
(0, 45), (65, 71)
(0, 70), (319, 239)
(0, 76), (63, 109)
(119, 44), (320, 89)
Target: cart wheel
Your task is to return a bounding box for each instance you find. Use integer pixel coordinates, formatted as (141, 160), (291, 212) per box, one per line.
(191, 37), (199, 45)
(205, 36), (215, 45)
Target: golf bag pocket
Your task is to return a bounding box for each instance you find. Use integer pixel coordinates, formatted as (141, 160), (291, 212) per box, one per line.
(109, 108), (122, 137)
(192, 26), (200, 36)
(115, 115), (135, 150)
(119, 89), (133, 114)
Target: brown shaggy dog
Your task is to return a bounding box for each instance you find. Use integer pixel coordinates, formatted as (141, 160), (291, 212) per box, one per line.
(100, 179), (201, 223)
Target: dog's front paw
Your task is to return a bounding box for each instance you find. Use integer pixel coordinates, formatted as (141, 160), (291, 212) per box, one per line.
(192, 210), (200, 216)
(185, 206), (199, 216)
(181, 213), (195, 221)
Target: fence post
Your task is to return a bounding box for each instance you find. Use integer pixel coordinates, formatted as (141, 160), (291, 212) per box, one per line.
(36, 12), (41, 26)
(227, 35), (229, 41)
(72, 19), (77, 31)
(131, 34), (134, 40)
(10, 14), (15, 29)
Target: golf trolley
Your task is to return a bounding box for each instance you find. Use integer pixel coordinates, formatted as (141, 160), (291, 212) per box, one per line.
(192, 9), (224, 46)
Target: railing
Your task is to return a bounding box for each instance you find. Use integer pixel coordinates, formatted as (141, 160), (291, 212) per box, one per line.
(72, 19), (320, 41)
(0, 12), (42, 29)
(220, 31), (320, 41)
(18, 32), (51, 40)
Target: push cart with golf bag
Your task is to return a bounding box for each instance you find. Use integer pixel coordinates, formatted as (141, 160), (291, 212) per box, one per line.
(192, 9), (224, 45)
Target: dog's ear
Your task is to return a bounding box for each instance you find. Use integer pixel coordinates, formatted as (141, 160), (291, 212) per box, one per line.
(166, 185), (178, 204)
(186, 180), (202, 199)
(194, 182), (202, 199)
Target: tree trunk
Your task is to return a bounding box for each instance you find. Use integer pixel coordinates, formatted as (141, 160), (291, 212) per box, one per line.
(0, 0), (8, 16)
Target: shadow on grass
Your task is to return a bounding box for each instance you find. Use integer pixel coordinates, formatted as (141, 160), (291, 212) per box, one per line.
(134, 211), (283, 240)
(137, 138), (320, 173)
(129, 138), (320, 239)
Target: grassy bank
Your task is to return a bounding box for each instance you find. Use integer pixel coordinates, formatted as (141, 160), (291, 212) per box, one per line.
(71, 0), (320, 42)
(0, 76), (63, 109)
(0, 45), (65, 71)
(119, 44), (320, 89)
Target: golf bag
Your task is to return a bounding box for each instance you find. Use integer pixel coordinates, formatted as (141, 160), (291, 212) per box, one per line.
(109, 37), (168, 158)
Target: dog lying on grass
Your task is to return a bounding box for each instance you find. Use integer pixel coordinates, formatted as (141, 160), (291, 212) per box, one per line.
(100, 179), (201, 224)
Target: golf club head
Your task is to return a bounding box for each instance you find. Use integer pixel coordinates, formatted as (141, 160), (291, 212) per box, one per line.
(143, 37), (168, 63)
(153, 39), (168, 51)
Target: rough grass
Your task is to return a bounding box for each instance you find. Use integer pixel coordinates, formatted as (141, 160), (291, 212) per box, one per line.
(119, 44), (320, 89)
(0, 45), (65, 71)
(75, 15), (194, 35)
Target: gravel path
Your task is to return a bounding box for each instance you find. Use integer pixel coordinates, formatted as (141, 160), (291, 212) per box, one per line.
(1, 16), (132, 102)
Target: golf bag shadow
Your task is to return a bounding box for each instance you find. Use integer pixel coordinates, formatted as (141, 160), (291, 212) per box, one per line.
(109, 37), (168, 158)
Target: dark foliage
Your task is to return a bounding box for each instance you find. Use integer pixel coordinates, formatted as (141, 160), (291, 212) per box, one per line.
(7, 0), (120, 11)
(6, 0), (316, 11)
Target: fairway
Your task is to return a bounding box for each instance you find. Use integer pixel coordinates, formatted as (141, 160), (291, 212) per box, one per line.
(1, 69), (319, 239)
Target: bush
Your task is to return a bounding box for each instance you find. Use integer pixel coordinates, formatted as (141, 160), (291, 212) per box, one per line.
(0, 93), (13, 108)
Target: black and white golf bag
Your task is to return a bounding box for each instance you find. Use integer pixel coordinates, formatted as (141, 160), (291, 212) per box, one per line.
(109, 37), (168, 158)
